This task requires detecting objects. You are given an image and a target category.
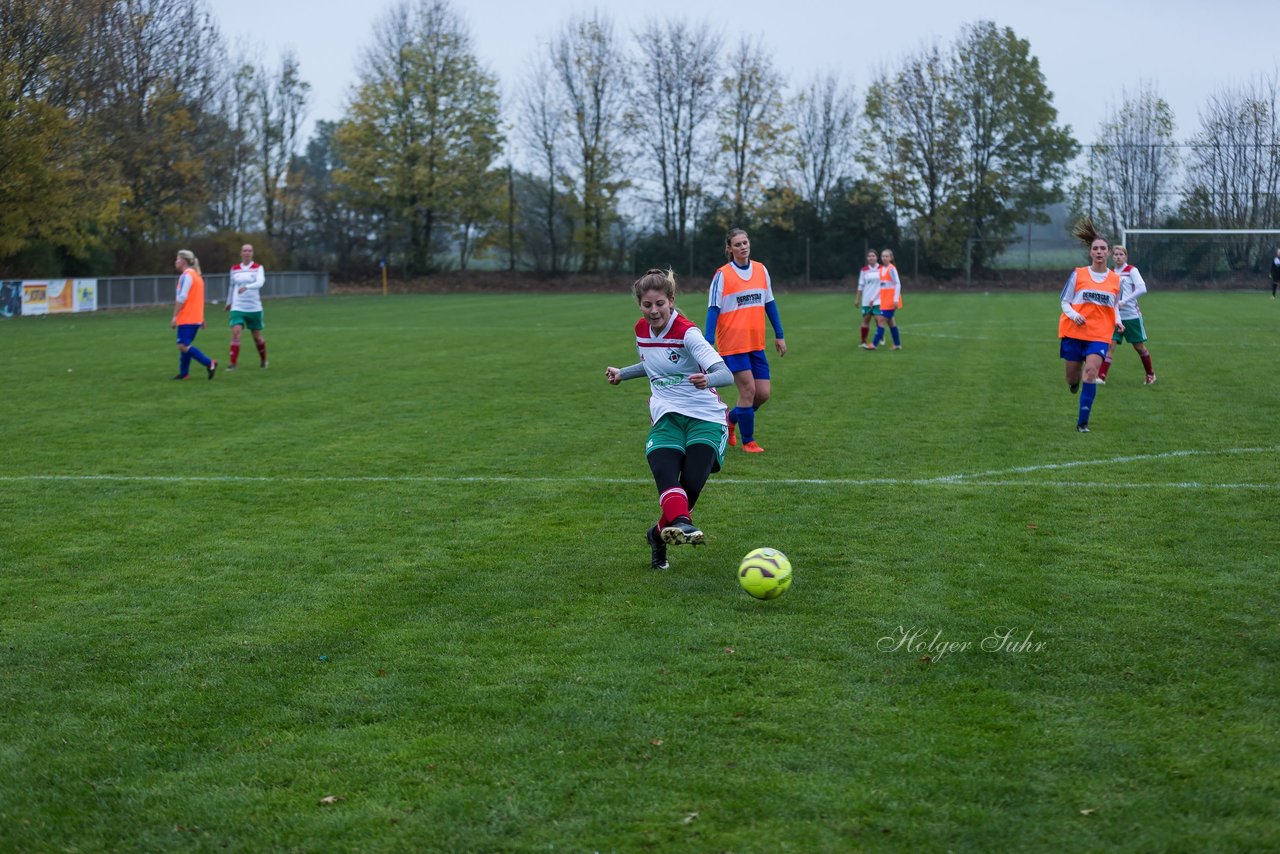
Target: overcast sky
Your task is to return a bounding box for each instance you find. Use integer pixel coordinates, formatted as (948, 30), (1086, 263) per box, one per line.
(212, 0), (1277, 152)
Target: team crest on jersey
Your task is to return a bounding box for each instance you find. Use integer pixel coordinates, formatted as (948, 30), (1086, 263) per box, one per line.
(667, 349), (680, 363)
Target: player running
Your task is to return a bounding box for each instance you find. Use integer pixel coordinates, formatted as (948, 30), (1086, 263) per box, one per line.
(606, 269), (734, 570)
(225, 243), (268, 369)
(870, 248), (903, 350)
(857, 249), (882, 349)
(705, 228), (786, 453)
(1059, 220), (1124, 433)
(1097, 246), (1156, 385)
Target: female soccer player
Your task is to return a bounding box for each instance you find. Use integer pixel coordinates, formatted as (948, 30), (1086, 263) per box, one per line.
(225, 243), (268, 369)
(1097, 246), (1156, 385)
(870, 248), (903, 350)
(705, 228), (786, 453)
(1059, 220), (1124, 432)
(171, 249), (216, 380)
(606, 269), (734, 570)
(857, 249), (881, 349)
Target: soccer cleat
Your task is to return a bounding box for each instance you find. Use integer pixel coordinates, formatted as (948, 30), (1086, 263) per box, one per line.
(892, 345), (902, 350)
(171, 374), (188, 380)
(207, 359), (218, 380)
(1077, 424), (1090, 433)
(860, 343), (875, 350)
(1095, 377), (1105, 385)
(226, 364), (237, 371)
(661, 516), (704, 546)
(1145, 374), (1156, 385)
(726, 415), (737, 447)
(260, 360), (268, 368)
(741, 441), (765, 453)
(1069, 382), (1080, 394)
(646, 526), (669, 570)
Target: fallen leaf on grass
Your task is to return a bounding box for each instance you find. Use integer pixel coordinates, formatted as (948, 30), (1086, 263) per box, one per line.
(683, 812), (699, 824)
(319, 795), (343, 805)
(650, 738), (664, 746)
(1079, 808), (1096, 816)
(723, 647), (735, 654)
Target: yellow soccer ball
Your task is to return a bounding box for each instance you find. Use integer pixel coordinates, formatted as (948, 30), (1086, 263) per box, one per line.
(737, 548), (792, 600)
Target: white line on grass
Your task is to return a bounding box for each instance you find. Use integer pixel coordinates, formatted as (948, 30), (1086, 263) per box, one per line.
(4, 445), (1277, 490)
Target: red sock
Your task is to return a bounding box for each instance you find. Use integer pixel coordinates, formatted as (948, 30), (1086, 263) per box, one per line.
(256, 340), (267, 362)
(1140, 352), (1153, 375)
(658, 487), (690, 527)
(860, 325), (868, 343)
(229, 342), (240, 366)
(1098, 356), (1111, 380)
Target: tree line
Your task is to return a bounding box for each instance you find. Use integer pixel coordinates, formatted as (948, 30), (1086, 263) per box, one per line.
(4, 0), (1278, 280)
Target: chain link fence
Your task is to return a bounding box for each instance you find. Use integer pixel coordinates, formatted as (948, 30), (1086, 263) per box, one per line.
(96, 271), (328, 310)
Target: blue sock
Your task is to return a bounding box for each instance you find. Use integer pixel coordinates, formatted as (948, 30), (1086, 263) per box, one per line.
(873, 327), (884, 346)
(179, 352), (192, 376)
(1078, 382), (1096, 426)
(890, 326), (900, 346)
(187, 346), (211, 368)
(736, 406), (756, 443)
(727, 407), (737, 426)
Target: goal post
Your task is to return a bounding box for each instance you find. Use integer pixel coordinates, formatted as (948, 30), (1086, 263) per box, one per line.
(1117, 228), (1280, 285)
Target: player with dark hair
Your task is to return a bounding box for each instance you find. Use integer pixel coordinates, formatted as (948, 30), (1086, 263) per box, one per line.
(1059, 220), (1123, 432)
(1270, 247), (1280, 299)
(1097, 245), (1156, 385)
(225, 243), (268, 369)
(856, 249), (881, 349)
(606, 269), (734, 570)
(705, 228), (786, 453)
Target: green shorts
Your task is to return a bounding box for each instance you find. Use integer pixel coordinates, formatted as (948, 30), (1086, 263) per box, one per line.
(1113, 317), (1147, 345)
(861, 305), (881, 317)
(229, 310), (264, 331)
(645, 412), (727, 470)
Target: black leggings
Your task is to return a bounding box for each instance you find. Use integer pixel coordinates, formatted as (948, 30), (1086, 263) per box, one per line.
(646, 445), (717, 510)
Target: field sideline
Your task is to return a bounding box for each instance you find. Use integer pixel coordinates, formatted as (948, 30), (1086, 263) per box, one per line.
(1, 291), (1277, 851)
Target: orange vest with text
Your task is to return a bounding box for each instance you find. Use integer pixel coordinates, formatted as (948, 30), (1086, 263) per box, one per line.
(175, 268), (205, 325)
(712, 260), (769, 355)
(1058, 267), (1119, 343)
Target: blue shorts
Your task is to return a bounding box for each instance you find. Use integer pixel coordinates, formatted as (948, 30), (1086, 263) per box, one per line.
(176, 324), (203, 346)
(880, 309), (896, 321)
(1059, 337), (1110, 362)
(722, 350), (770, 379)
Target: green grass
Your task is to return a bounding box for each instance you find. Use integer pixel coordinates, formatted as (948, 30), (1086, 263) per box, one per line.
(1, 290), (1278, 852)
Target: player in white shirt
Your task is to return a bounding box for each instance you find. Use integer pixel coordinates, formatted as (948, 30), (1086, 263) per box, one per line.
(856, 249), (881, 349)
(224, 243), (268, 369)
(606, 269), (734, 570)
(1096, 246), (1156, 385)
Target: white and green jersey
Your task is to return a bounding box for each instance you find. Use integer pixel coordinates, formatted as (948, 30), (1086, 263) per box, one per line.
(632, 311), (727, 425)
(858, 265), (881, 307)
(1115, 263), (1147, 320)
(228, 262), (265, 312)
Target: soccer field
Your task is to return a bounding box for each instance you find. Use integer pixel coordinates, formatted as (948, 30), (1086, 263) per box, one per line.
(1, 291), (1277, 851)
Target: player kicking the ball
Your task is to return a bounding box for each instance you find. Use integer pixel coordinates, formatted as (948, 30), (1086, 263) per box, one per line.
(606, 269), (734, 570)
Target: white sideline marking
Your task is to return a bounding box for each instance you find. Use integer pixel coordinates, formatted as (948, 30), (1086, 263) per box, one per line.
(918, 446), (1279, 483)
(3, 445), (1277, 491)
